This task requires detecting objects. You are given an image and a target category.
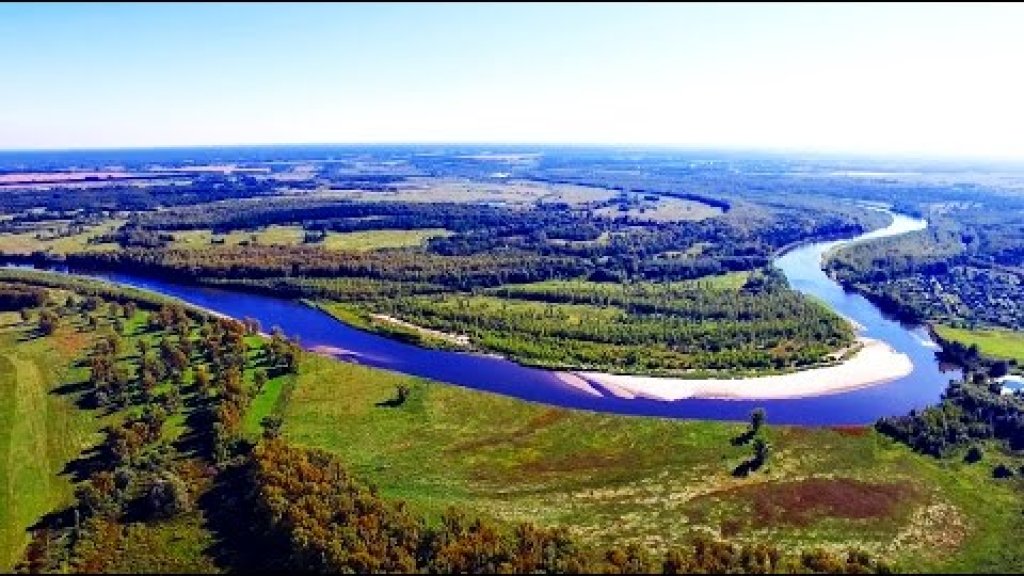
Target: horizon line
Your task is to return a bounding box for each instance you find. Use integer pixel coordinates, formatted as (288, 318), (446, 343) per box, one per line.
(1, 141), (1023, 166)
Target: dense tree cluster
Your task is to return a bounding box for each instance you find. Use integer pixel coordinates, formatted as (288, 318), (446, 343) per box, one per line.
(827, 201), (1024, 331)
(0, 174), (277, 215)
(877, 377), (1024, 457)
(375, 272), (852, 373)
(0, 282), (47, 310)
(10, 288), (304, 573)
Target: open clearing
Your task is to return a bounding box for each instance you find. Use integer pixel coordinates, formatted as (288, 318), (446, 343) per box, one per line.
(316, 177), (620, 207)
(0, 219), (124, 255)
(170, 226), (451, 251)
(934, 325), (1024, 365)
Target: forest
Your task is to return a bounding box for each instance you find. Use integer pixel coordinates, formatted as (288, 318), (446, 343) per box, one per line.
(367, 271), (852, 373)
(0, 151), (901, 377)
(826, 197), (1024, 332)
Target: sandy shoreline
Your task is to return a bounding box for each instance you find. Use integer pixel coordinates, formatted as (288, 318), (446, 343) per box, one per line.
(572, 337), (912, 401)
(370, 313), (471, 346)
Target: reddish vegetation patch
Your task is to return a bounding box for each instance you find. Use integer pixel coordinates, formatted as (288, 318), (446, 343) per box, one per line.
(829, 425), (870, 437)
(733, 478), (915, 528)
(525, 408), (570, 431)
(446, 408), (569, 454)
(517, 450), (638, 475)
(52, 328), (90, 357)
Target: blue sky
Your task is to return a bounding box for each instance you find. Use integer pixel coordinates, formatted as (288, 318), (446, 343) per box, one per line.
(2, 3), (1023, 158)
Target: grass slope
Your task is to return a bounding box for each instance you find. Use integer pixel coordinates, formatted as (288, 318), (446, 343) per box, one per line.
(275, 351), (1024, 572)
(0, 312), (107, 571)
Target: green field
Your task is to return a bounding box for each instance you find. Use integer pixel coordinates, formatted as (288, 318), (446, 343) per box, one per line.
(274, 351), (1024, 572)
(169, 225), (450, 251)
(934, 325), (1024, 365)
(319, 228), (452, 251)
(169, 225), (303, 248)
(0, 311), (109, 570)
(0, 219), (123, 255)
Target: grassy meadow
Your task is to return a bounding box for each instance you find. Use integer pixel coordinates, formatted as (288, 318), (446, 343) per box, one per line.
(168, 225), (451, 251)
(272, 351), (1024, 573)
(934, 324), (1024, 366)
(0, 219), (123, 256)
(0, 309), (109, 570)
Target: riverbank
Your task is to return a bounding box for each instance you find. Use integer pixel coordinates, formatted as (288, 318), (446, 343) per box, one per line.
(574, 337), (912, 401)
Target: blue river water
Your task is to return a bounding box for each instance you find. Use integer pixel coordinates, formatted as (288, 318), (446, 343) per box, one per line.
(7, 211), (959, 425)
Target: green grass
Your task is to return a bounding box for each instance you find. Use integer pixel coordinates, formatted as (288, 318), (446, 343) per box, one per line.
(278, 351), (1024, 572)
(170, 226), (450, 252)
(689, 270), (749, 291)
(319, 228), (451, 251)
(170, 225), (304, 248)
(244, 373), (293, 437)
(0, 219), (123, 256)
(0, 312), (108, 571)
(934, 325), (1024, 365)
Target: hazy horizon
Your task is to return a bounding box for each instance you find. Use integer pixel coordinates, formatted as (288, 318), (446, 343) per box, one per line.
(4, 3), (1024, 160)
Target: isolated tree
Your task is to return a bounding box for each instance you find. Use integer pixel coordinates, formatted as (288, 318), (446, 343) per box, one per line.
(38, 309), (59, 335)
(253, 369), (268, 394)
(260, 415), (283, 439)
(396, 383), (411, 405)
(106, 333), (122, 356)
(993, 463), (1015, 479)
(194, 365), (211, 390)
(750, 408), (766, 434)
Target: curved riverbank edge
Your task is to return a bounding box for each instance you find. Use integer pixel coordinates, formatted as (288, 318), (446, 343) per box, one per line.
(565, 337), (913, 401)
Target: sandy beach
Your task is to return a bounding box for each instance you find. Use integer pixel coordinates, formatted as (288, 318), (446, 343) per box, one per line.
(573, 337), (912, 401)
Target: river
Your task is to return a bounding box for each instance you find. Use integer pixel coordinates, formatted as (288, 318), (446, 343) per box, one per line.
(5, 210), (959, 425)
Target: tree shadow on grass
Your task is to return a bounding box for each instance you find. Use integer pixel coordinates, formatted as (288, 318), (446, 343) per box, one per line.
(50, 379), (92, 398)
(60, 445), (108, 484)
(730, 429), (756, 446)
